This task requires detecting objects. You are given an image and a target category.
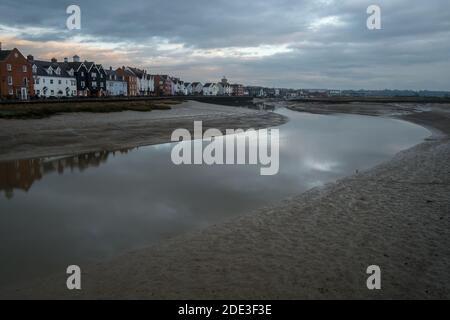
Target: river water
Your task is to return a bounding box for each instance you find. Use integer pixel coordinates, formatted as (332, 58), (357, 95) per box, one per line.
(0, 107), (430, 288)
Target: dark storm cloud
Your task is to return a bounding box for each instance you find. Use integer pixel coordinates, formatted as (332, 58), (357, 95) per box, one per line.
(0, 0), (449, 89)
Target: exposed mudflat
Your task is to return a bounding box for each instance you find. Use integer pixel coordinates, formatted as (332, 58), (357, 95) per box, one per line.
(2, 102), (450, 299)
(0, 101), (287, 162)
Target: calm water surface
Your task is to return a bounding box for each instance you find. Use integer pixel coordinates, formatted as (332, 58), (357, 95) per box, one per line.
(0, 108), (430, 288)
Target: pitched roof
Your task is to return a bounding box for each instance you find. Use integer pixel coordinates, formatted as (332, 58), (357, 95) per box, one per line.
(105, 68), (125, 81)
(127, 67), (148, 79)
(0, 49), (12, 61)
(32, 60), (74, 78)
(63, 61), (87, 72)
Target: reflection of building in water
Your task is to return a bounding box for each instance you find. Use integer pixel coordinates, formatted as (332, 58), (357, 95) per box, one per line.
(0, 149), (132, 199)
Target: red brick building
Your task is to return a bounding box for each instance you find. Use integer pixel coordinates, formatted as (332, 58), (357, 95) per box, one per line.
(231, 84), (244, 96)
(0, 45), (34, 100)
(116, 67), (138, 96)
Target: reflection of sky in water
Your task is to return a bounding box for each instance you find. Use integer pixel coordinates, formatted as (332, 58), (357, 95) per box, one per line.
(0, 108), (430, 288)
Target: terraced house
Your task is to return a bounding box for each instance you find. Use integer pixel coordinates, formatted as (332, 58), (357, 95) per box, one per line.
(62, 55), (106, 97)
(0, 44), (33, 100)
(28, 56), (77, 98)
(116, 67), (138, 96)
(126, 67), (154, 96)
(105, 67), (127, 96)
(84, 61), (107, 97)
(62, 55), (89, 96)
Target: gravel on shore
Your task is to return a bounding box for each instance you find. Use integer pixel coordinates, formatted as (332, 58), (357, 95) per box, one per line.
(1, 103), (449, 299)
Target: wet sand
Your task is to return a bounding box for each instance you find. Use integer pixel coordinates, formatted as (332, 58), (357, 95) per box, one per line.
(0, 101), (287, 162)
(1, 102), (450, 299)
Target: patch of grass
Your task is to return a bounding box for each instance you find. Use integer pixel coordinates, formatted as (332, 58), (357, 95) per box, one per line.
(0, 100), (181, 119)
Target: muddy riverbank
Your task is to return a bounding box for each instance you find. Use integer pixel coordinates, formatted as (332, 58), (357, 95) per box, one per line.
(2, 102), (449, 299)
(0, 101), (287, 162)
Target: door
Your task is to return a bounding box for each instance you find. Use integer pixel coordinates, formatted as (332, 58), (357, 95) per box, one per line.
(20, 87), (28, 100)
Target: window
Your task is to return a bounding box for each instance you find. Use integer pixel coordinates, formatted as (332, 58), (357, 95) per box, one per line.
(23, 78), (28, 86)
(51, 90), (54, 96)
(92, 82), (97, 88)
(32, 65), (37, 74)
(91, 72), (96, 78)
(35, 78), (40, 85)
(50, 79), (54, 84)
(81, 81), (85, 88)
(81, 72), (84, 77)
(58, 80), (62, 85)
(36, 90), (40, 96)
(43, 79), (46, 84)
(71, 80), (76, 86)
(7, 64), (12, 71)
(7, 76), (13, 85)
(73, 90), (77, 95)
(9, 88), (13, 95)
(23, 65), (27, 72)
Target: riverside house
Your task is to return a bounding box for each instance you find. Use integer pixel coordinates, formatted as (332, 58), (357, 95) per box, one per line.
(63, 55), (107, 97)
(191, 82), (203, 95)
(184, 82), (192, 95)
(203, 83), (219, 96)
(126, 67), (154, 96)
(0, 44), (33, 100)
(154, 75), (174, 96)
(105, 67), (128, 96)
(218, 77), (232, 96)
(84, 61), (107, 97)
(62, 55), (90, 96)
(29, 56), (77, 98)
(116, 67), (138, 96)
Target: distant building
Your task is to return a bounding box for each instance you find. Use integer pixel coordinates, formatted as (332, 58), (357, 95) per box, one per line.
(218, 76), (232, 96)
(171, 78), (186, 95)
(0, 45), (34, 100)
(246, 86), (265, 97)
(329, 90), (342, 96)
(191, 82), (203, 95)
(116, 67), (138, 96)
(61, 55), (107, 97)
(231, 84), (244, 96)
(184, 82), (192, 95)
(154, 75), (173, 96)
(62, 56), (89, 96)
(203, 83), (219, 96)
(105, 67), (128, 96)
(29, 56), (77, 98)
(126, 67), (154, 96)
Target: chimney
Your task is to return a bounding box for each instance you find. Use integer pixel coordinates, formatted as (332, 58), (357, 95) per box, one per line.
(0, 42), (2, 50)
(27, 55), (34, 62)
(51, 57), (57, 63)
(64, 57), (68, 63)
(73, 55), (80, 62)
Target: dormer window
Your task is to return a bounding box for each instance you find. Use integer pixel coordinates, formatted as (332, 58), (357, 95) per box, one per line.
(32, 65), (37, 74)
(47, 67), (53, 75)
(55, 68), (61, 75)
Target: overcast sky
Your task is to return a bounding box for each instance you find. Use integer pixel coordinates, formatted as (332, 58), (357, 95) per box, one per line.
(0, 0), (449, 90)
